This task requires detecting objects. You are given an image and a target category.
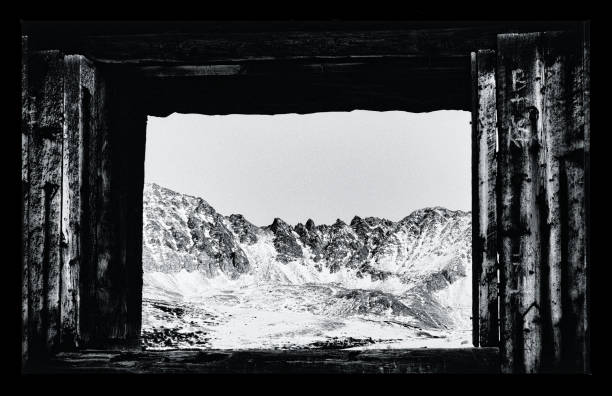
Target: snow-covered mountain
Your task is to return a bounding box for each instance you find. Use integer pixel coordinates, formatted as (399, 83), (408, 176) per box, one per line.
(142, 182), (472, 349)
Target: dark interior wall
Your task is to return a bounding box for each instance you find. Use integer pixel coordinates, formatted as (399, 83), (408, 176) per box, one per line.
(78, 63), (147, 348)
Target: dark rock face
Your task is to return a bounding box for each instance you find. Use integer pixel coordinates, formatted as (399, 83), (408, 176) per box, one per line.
(294, 221), (325, 262)
(323, 220), (366, 273)
(266, 218), (303, 263)
(226, 214), (259, 245)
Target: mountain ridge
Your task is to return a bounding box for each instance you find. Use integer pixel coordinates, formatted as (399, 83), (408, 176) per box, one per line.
(142, 182), (472, 319)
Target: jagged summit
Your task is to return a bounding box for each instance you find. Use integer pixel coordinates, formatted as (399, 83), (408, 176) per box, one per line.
(269, 217), (292, 231)
(333, 218), (347, 227)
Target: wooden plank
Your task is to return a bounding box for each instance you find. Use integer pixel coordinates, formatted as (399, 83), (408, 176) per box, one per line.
(26, 50), (65, 357)
(39, 348), (500, 374)
(582, 21), (590, 375)
(77, 61), (94, 347)
(539, 34), (565, 371)
(473, 49), (499, 348)
(140, 64), (243, 77)
(470, 52), (479, 347)
(21, 35), (29, 368)
(24, 21), (580, 65)
(496, 33), (545, 373)
(60, 55), (85, 349)
(141, 66), (473, 116)
(78, 58), (105, 347)
(561, 28), (588, 373)
(537, 30), (588, 373)
(497, 30), (590, 373)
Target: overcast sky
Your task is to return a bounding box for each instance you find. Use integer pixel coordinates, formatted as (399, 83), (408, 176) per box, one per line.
(145, 110), (470, 227)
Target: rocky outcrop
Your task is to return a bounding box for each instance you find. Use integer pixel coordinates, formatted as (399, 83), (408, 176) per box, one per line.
(266, 218), (303, 263)
(143, 183), (250, 278)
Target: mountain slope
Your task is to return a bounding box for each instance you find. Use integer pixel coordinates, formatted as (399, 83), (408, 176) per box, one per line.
(142, 182), (472, 336)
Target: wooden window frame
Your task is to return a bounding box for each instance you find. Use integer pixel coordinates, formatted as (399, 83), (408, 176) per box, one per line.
(21, 21), (589, 374)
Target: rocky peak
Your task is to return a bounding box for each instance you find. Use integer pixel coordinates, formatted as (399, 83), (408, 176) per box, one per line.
(266, 217), (303, 263)
(226, 214), (259, 245)
(332, 218), (347, 229)
(350, 216), (363, 227)
(142, 183), (250, 278)
(305, 218), (316, 231)
(269, 217), (291, 233)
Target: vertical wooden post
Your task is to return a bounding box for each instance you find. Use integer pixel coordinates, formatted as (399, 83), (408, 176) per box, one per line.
(582, 21), (591, 375)
(497, 32), (545, 373)
(472, 50), (499, 348)
(21, 35), (30, 368)
(60, 55), (90, 349)
(470, 52), (479, 347)
(26, 50), (65, 360)
(539, 34), (565, 371)
(496, 30), (590, 373)
(560, 27), (589, 373)
(23, 52), (148, 365)
(77, 64), (147, 348)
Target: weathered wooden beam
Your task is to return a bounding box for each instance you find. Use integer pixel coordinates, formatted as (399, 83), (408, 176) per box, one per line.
(539, 34), (567, 371)
(497, 32), (545, 373)
(496, 30), (590, 373)
(77, 57), (99, 350)
(471, 49), (499, 348)
(471, 52), (479, 347)
(60, 55), (90, 350)
(140, 64), (243, 78)
(40, 348), (500, 374)
(24, 21), (580, 66)
(561, 27), (589, 373)
(139, 67), (471, 116)
(138, 56), (467, 79)
(26, 50), (65, 358)
(21, 35), (30, 368)
(582, 21), (591, 375)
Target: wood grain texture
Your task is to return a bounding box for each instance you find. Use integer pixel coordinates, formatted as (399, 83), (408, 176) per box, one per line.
(78, 58), (101, 348)
(21, 35), (30, 368)
(60, 55), (87, 350)
(26, 50), (65, 358)
(582, 22), (590, 375)
(470, 52), (479, 347)
(562, 27), (588, 372)
(496, 30), (590, 373)
(497, 32), (545, 373)
(472, 49), (499, 348)
(39, 348), (500, 374)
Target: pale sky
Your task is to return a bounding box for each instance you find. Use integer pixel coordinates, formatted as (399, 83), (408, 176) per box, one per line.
(144, 110), (471, 227)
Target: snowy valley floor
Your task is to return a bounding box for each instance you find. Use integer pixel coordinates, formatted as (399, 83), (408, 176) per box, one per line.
(141, 271), (472, 351)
